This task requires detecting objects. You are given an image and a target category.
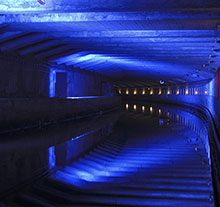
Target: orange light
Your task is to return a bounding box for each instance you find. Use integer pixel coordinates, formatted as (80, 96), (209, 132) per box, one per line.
(133, 89), (137, 95)
(185, 89), (189, 95)
(126, 89), (129, 95)
(142, 89), (146, 95)
(158, 89), (161, 95)
(142, 106), (145, 112)
(133, 104), (137, 111)
(176, 90), (179, 95)
(150, 90), (153, 95)
(150, 107), (153, 112)
(126, 104), (129, 110)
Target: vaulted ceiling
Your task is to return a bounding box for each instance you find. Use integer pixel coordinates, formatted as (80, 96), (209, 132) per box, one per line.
(0, 0), (220, 87)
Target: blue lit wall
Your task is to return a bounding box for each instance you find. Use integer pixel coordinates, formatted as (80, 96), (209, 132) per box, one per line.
(67, 69), (103, 97)
(65, 131), (100, 164)
(49, 129), (105, 169)
(48, 146), (55, 170)
(49, 68), (56, 98)
(2, 0), (219, 12)
(52, 0), (220, 11)
(49, 66), (112, 97)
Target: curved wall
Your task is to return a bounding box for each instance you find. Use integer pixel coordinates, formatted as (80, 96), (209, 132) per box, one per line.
(118, 74), (220, 205)
(117, 70), (220, 129)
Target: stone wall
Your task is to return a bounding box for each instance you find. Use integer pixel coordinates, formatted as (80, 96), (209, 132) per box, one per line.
(0, 54), (49, 98)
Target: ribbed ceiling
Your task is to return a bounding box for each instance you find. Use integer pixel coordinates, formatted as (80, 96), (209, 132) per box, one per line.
(0, 1), (220, 87)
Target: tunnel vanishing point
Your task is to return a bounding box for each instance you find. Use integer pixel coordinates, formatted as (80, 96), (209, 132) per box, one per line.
(0, 1), (220, 206)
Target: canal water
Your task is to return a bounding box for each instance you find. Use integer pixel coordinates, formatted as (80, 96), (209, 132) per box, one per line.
(0, 102), (214, 206)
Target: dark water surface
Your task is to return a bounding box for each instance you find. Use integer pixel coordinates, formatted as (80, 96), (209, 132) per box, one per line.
(0, 102), (214, 206)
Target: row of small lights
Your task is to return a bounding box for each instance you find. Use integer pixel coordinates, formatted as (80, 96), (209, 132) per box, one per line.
(126, 104), (193, 121)
(119, 88), (208, 95)
(126, 104), (163, 114)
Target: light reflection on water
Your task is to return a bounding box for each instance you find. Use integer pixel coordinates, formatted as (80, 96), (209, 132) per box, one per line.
(49, 102), (210, 186)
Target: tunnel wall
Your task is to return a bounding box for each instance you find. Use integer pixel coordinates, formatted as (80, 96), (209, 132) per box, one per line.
(0, 54), (49, 98)
(0, 53), (112, 98)
(0, 53), (117, 132)
(67, 70), (102, 97)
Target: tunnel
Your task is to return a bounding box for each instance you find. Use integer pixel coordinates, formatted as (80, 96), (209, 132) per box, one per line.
(0, 0), (220, 206)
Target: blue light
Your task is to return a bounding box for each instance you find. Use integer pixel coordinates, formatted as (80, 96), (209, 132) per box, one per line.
(73, 170), (95, 182)
(48, 146), (56, 170)
(160, 80), (165, 85)
(55, 52), (191, 75)
(70, 131), (97, 141)
(207, 79), (215, 115)
(49, 69), (56, 98)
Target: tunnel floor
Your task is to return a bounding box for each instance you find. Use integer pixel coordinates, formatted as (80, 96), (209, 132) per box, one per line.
(1, 106), (214, 207)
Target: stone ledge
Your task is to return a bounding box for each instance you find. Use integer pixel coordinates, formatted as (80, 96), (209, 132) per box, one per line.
(0, 96), (121, 133)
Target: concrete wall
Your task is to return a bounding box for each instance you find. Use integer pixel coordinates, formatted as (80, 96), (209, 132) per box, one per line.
(0, 54), (49, 98)
(67, 69), (102, 97)
(0, 96), (120, 132)
(0, 53), (117, 132)
(0, 53), (113, 98)
(50, 67), (113, 97)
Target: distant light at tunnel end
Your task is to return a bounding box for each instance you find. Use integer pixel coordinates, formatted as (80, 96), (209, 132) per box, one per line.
(160, 80), (165, 85)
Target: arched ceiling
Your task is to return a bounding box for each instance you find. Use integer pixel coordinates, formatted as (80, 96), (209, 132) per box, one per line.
(0, 0), (220, 87)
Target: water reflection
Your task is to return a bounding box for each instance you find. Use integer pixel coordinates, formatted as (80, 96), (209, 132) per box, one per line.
(159, 119), (164, 126)
(125, 103), (129, 110)
(158, 109), (162, 115)
(123, 102), (210, 163)
(0, 112), (119, 195)
(0, 102), (212, 205)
